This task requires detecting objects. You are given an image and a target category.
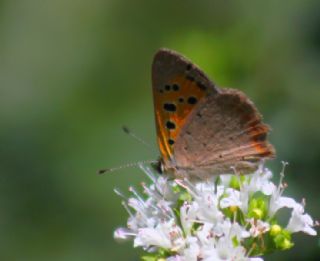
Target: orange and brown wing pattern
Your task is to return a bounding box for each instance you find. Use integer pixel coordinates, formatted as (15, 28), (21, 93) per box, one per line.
(152, 49), (219, 161)
(174, 88), (275, 174)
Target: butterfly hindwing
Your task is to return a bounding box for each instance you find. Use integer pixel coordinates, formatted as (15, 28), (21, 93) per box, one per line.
(174, 88), (275, 176)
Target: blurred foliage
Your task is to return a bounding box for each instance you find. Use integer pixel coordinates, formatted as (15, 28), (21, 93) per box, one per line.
(0, 0), (319, 260)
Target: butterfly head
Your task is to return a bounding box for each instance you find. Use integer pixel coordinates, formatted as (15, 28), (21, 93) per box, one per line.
(151, 156), (176, 177)
(151, 154), (191, 179)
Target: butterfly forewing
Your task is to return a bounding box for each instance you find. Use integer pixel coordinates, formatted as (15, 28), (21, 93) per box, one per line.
(152, 49), (219, 162)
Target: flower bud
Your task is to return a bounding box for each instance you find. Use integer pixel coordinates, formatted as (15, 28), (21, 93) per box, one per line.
(270, 224), (282, 236)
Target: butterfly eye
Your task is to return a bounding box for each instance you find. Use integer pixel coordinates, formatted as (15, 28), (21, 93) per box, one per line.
(151, 160), (163, 174)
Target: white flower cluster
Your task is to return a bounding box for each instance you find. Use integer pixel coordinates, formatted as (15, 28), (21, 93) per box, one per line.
(114, 163), (317, 261)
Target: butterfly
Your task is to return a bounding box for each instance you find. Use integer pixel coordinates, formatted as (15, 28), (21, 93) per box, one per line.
(152, 48), (275, 179)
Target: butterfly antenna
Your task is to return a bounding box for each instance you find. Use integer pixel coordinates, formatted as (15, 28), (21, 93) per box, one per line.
(98, 160), (158, 175)
(122, 125), (153, 150)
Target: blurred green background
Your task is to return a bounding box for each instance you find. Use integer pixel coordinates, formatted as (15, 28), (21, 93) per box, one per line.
(0, 0), (319, 260)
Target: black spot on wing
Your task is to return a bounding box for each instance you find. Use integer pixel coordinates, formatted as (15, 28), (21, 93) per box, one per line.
(166, 121), (176, 130)
(165, 85), (171, 91)
(197, 81), (207, 91)
(163, 103), (176, 112)
(172, 84), (180, 91)
(186, 75), (195, 82)
(188, 96), (198, 105)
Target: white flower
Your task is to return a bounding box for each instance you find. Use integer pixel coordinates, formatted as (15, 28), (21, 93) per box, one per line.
(238, 166), (275, 214)
(114, 227), (135, 241)
(212, 219), (250, 240)
(134, 219), (185, 250)
(181, 237), (200, 261)
(269, 196), (299, 216)
(180, 202), (198, 236)
(243, 166), (274, 195)
(189, 183), (225, 224)
(248, 218), (270, 237)
(114, 162), (317, 260)
(286, 204), (317, 236)
(201, 236), (251, 261)
(220, 188), (242, 209)
(268, 162), (302, 216)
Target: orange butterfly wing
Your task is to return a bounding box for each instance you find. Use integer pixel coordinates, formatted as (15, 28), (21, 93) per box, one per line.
(152, 49), (219, 162)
